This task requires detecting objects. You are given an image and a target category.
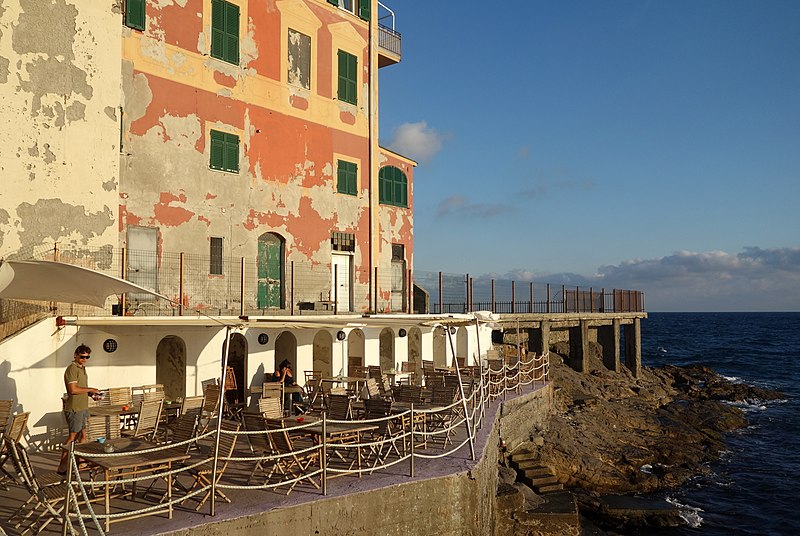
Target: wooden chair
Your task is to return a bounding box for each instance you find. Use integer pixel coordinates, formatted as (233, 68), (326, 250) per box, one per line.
(429, 386), (459, 449)
(261, 382), (284, 415)
(107, 386), (132, 406)
(303, 371), (325, 411)
(201, 377), (219, 394)
(0, 399), (13, 433)
(258, 397), (284, 420)
(121, 399), (163, 440)
(368, 365), (382, 380)
(350, 365), (368, 379)
(180, 420), (240, 510)
(6, 439), (75, 535)
(266, 419), (321, 495)
(85, 415), (121, 441)
(363, 378), (381, 400)
(0, 411), (29, 486)
(363, 399), (403, 466)
(180, 395), (205, 416)
(198, 384), (221, 434)
(242, 412), (273, 484)
(326, 394), (352, 420)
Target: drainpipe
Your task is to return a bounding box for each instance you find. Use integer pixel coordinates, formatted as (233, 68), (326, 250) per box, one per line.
(367, 0), (377, 313)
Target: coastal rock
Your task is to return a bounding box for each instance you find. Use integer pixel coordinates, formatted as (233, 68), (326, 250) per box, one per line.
(511, 346), (784, 531)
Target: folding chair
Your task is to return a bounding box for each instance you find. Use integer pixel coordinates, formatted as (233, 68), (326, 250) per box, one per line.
(242, 412), (273, 484)
(0, 399), (13, 432)
(258, 397), (284, 420)
(85, 414), (120, 441)
(429, 386), (459, 449)
(121, 399), (163, 440)
(303, 371), (325, 412)
(266, 419), (320, 495)
(198, 384), (221, 434)
(180, 420), (240, 510)
(363, 399), (403, 467)
(326, 394), (352, 420)
(261, 382), (285, 416)
(0, 411), (29, 484)
(107, 386), (132, 406)
(6, 439), (73, 535)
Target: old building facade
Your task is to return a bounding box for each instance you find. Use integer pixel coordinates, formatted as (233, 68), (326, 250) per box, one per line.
(0, 0), (413, 314)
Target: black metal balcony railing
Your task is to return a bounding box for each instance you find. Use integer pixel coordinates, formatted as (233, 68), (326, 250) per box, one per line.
(378, 23), (401, 57)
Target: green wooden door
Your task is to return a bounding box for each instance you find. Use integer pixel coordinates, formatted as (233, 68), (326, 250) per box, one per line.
(257, 234), (283, 309)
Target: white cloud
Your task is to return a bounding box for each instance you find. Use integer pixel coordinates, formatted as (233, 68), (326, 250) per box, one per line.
(386, 121), (447, 164)
(436, 195), (513, 219)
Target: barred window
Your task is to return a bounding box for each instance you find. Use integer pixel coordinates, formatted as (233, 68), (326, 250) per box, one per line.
(331, 232), (355, 252)
(210, 237), (224, 275)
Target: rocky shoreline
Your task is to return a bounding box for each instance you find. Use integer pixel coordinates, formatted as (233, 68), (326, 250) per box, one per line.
(498, 342), (785, 534)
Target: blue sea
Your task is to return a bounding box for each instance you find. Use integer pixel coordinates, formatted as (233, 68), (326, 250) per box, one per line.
(642, 312), (800, 536)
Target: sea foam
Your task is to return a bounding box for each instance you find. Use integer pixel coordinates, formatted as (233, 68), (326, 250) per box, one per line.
(666, 497), (704, 528)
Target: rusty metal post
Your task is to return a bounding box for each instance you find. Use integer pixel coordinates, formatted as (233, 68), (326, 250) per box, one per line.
(561, 285), (566, 312)
(120, 247), (127, 314)
(491, 279), (495, 313)
(179, 252), (185, 316)
(529, 282), (533, 313)
(511, 280), (516, 314)
(239, 257), (245, 317)
(546, 283), (551, 314)
(438, 271), (443, 314)
(407, 268), (412, 313)
(374, 266), (379, 313)
(290, 261), (295, 315)
(465, 273), (469, 313)
(469, 277), (474, 312)
(589, 287), (594, 313)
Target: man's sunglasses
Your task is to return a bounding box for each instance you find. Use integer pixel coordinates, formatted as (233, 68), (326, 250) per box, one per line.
(78, 354), (91, 359)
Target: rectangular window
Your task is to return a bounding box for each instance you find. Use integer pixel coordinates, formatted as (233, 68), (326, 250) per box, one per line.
(211, 0), (240, 65)
(210, 130), (239, 173)
(125, 0), (146, 31)
(288, 29), (311, 89)
(331, 232), (355, 252)
(337, 160), (357, 196)
(210, 237), (224, 275)
(337, 50), (357, 105)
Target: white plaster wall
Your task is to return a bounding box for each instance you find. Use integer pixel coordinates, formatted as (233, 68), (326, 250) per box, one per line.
(0, 1), (122, 257)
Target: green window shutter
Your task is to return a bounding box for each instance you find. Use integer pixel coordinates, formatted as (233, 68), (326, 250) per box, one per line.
(327, 0), (339, 5)
(379, 166), (407, 206)
(225, 1), (240, 64)
(337, 50), (357, 105)
(210, 130), (239, 173)
(358, 0), (371, 22)
(223, 133), (239, 172)
(337, 160), (357, 196)
(211, 0), (239, 65)
(125, 0), (146, 31)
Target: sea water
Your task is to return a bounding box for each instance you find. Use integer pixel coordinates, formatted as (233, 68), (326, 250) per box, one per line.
(642, 312), (800, 536)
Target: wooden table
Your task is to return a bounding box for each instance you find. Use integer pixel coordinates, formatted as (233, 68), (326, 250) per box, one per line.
(300, 420), (378, 477)
(322, 376), (367, 397)
(75, 438), (189, 532)
(90, 405), (140, 430)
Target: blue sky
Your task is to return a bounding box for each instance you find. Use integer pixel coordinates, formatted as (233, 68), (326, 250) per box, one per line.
(378, 1), (800, 312)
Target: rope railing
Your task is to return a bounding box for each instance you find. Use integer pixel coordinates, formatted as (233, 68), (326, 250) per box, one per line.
(59, 350), (549, 535)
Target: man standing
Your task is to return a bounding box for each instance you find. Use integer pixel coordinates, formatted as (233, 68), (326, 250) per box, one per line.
(57, 344), (100, 474)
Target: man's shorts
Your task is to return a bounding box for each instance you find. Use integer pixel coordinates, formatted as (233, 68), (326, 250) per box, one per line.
(65, 409), (90, 434)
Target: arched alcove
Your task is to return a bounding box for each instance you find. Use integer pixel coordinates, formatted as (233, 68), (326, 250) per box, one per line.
(156, 335), (186, 400)
(379, 328), (395, 372)
(347, 329), (365, 376)
(312, 331), (333, 376)
(433, 326), (447, 368)
(223, 333), (247, 404)
(457, 327), (469, 364)
(407, 327), (422, 383)
(275, 331), (298, 372)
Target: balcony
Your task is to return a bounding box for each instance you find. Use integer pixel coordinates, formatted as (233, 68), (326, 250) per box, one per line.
(378, 2), (401, 67)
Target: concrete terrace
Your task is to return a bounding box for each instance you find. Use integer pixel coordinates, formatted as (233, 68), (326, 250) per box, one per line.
(0, 380), (554, 536)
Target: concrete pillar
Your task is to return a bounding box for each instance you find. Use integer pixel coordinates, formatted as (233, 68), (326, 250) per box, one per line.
(624, 318), (641, 378)
(597, 319), (620, 372)
(568, 320), (589, 373)
(529, 321), (550, 356)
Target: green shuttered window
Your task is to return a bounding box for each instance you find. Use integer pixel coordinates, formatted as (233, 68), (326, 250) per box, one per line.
(211, 0), (240, 65)
(358, 0), (371, 21)
(337, 160), (358, 196)
(125, 0), (146, 31)
(379, 166), (408, 207)
(337, 50), (357, 105)
(210, 130), (239, 173)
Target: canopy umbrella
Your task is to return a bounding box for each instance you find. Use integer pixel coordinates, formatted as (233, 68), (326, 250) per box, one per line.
(0, 259), (169, 307)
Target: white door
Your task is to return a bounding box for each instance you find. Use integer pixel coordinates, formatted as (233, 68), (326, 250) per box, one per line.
(331, 254), (351, 312)
(126, 226), (158, 303)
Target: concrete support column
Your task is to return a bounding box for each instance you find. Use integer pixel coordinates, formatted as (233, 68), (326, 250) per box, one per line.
(624, 318), (641, 378)
(529, 321), (550, 356)
(568, 320), (589, 373)
(597, 319), (620, 372)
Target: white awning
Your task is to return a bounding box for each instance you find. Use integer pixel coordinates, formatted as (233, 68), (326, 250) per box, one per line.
(0, 260), (169, 308)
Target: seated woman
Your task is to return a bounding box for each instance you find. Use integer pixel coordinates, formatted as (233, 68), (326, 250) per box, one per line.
(272, 359), (306, 415)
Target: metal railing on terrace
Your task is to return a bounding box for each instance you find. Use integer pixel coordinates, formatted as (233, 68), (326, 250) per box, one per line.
(413, 270), (645, 315)
(0, 245), (644, 327)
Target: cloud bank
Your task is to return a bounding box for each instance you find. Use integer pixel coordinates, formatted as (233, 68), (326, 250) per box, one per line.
(488, 246), (800, 311)
(386, 121), (447, 164)
(436, 195), (513, 219)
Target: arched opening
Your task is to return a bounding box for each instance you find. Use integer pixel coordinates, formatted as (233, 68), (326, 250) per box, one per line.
(156, 336), (186, 401)
(408, 327), (422, 383)
(433, 327), (447, 368)
(222, 333), (247, 405)
(347, 329), (365, 376)
(275, 331), (298, 372)
(457, 327), (469, 365)
(312, 331), (333, 376)
(257, 232), (285, 310)
(379, 328), (395, 372)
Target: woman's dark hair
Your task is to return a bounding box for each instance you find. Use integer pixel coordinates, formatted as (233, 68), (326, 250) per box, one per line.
(279, 359), (291, 369)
